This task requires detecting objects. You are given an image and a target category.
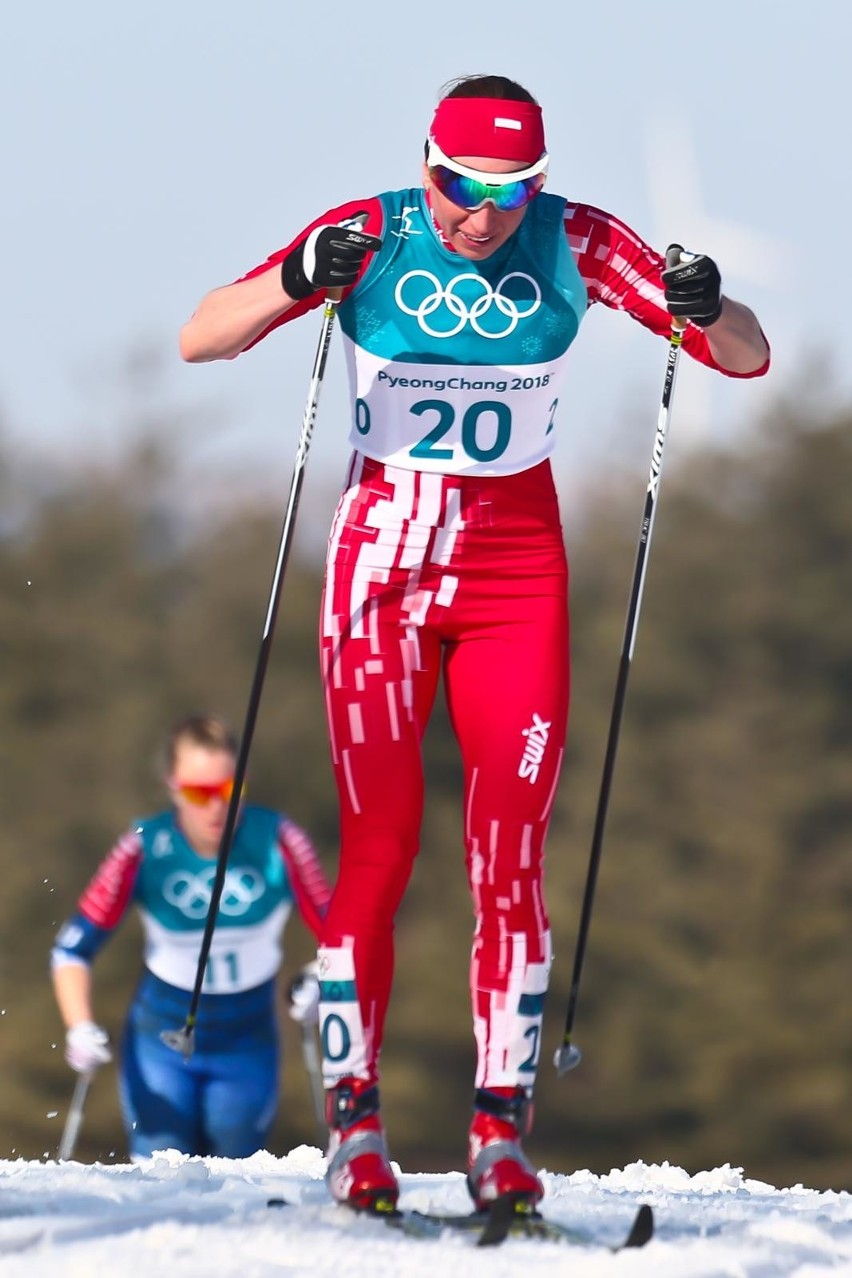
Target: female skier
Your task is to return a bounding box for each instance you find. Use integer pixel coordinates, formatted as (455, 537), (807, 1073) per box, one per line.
(179, 75), (769, 1211)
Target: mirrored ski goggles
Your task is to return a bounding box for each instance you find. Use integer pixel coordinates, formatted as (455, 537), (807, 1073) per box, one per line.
(426, 139), (548, 212)
(170, 777), (245, 806)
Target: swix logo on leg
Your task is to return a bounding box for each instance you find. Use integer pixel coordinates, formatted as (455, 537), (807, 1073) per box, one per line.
(518, 713), (551, 783)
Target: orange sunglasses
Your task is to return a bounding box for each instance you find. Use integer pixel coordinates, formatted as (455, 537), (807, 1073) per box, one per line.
(170, 777), (245, 806)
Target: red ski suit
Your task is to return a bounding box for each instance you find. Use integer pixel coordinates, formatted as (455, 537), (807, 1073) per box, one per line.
(239, 192), (769, 1092)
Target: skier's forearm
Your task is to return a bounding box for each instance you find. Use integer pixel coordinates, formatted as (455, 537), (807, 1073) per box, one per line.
(704, 297), (769, 375)
(180, 267), (296, 363)
(52, 961), (95, 1029)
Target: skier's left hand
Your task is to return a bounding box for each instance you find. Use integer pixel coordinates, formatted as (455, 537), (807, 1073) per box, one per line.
(65, 1020), (113, 1073)
(662, 244), (723, 327)
(287, 961), (320, 1025)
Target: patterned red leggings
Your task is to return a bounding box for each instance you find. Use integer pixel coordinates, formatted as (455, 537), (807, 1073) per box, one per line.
(318, 453), (569, 1091)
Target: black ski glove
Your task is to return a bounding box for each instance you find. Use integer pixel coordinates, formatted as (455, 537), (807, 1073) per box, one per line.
(662, 243), (723, 328)
(282, 222), (383, 301)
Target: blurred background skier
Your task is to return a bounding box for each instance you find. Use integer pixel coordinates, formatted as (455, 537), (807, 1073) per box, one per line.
(51, 713), (330, 1159)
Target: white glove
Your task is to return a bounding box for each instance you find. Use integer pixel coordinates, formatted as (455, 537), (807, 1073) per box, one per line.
(287, 961), (320, 1025)
(65, 1020), (112, 1073)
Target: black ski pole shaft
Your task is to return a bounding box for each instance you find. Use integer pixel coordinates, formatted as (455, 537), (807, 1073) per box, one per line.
(162, 287), (345, 1059)
(555, 262), (687, 1075)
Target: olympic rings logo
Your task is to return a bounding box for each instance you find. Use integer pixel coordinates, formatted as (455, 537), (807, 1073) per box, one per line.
(162, 866), (266, 919)
(394, 270), (541, 339)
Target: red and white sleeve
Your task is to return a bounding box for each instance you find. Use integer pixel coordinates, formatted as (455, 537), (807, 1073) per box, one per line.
(236, 196), (387, 351)
(77, 830), (144, 930)
(565, 202), (769, 379)
(277, 817), (332, 939)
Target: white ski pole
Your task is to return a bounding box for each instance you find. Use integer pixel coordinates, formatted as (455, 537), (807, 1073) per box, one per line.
(58, 1071), (93, 1161)
(299, 1021), (327, 1147)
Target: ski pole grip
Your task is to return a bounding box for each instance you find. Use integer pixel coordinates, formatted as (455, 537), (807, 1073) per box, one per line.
(665, 244), (691, 332)
(325, 212), (383, 303)
(665, 243), (687, 271)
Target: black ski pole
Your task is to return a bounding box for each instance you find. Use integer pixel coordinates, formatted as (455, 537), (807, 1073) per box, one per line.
(162, 269), (362, 1059)
(554, 249), (687, 1075)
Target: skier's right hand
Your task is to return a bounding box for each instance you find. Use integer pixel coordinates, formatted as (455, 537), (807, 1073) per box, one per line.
(281, 223), (383, 301)
(662, 244), (723, 328)
(287, 961), (321, 1025)
(65, 1020), (113, 1074)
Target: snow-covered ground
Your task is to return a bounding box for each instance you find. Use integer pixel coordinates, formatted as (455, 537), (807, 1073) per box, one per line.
(1, 1147), (850, 1277)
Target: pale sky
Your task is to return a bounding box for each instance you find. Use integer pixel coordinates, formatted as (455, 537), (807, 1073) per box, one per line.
(1, 2), (845, 526)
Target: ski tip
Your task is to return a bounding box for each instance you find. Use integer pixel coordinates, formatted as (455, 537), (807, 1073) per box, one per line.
(476, 1194), (538, 1247)
(623, 1203), (654, 1249)
(266, 1197), (288, 1208)
(476, 1199), (513, 1248)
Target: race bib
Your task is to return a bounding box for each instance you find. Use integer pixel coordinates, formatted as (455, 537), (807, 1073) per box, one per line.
(345, 346), (570, 476)
(140, 901), (291, 992)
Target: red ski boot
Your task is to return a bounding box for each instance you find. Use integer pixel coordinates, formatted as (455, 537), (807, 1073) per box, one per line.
(325, 1079), (399, 1212)
(467, 1087), (544, 1210)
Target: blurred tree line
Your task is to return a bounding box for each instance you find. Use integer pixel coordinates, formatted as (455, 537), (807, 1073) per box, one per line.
(0, 380), (850, 1192)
